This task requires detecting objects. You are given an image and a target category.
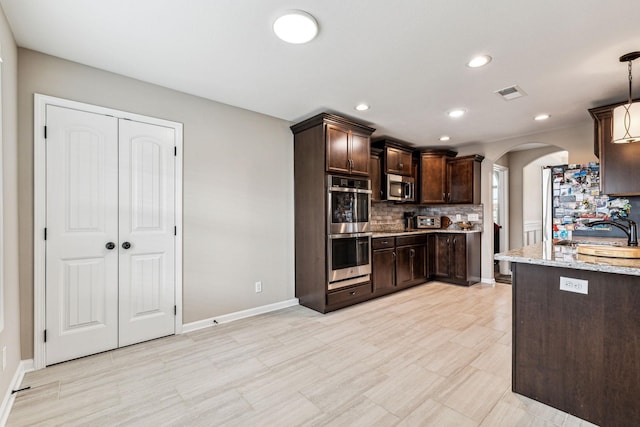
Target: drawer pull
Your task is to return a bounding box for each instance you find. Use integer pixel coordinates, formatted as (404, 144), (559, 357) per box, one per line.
(349, 291), (357, 296)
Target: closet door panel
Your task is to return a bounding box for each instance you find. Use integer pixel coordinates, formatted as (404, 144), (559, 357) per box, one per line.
(118, 119), (176, 346)
(45, 105), (119, 365)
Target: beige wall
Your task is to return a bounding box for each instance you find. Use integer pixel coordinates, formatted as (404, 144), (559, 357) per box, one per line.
(18, 49), (295, 358)
(457, 123), (597, 281)
(0, 4), (22, 408)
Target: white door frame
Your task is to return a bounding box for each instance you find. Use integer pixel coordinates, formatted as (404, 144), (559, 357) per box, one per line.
(493, 164), (510, 275)
(33, 94), (184, 370)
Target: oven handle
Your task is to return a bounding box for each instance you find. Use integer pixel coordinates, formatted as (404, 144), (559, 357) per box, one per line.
(328, 232), (372, 239)
(328, 186), (372, 194)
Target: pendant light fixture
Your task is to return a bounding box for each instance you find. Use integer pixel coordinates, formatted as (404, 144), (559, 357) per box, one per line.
(612, 51), (640, 144)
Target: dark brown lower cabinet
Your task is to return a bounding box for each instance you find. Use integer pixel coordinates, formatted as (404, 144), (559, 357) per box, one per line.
(372, 235), (429, 295)
(372, 248), (395, 292)
(433, 232), (480, 286)
(396, 242), (427, 287)
(512, 262), (640, 427)
(326, 282), (373, 308)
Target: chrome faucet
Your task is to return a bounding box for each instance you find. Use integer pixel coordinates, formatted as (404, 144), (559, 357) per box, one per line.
(584, 219), (638, 246)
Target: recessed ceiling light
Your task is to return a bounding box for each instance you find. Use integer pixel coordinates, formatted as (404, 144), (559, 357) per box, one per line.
(448, 109), (466, 118)
(534, 114), (551, 121)
(467, 55), (492, 68)
(273, 10), (318, 44)
(439, 135), (451, 141)
(355, 103), (370, 111)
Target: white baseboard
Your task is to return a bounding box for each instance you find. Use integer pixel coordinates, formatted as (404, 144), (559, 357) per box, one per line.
(0, 359), (34, 426)
(481, 277), (497, 285)
(182, 298), (299, 333)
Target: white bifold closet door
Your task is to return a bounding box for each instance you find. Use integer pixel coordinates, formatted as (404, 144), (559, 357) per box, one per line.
(45, 105), (175, 365)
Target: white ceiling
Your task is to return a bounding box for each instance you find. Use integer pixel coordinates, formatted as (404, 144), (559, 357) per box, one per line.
(2, 0), (640, 147)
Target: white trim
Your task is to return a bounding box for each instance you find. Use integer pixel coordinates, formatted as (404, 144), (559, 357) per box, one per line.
(523, 220), (543, 246)
(0, 360), (34, 426)
(33, 94), (184, 370)
(493, 164), (510, 276)
(182, 298), (299, 333)
(0, 56), (4, 334)
(481, 277), (497, 285)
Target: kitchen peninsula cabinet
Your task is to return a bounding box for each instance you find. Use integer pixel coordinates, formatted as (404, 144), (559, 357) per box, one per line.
(291, 113), (375, 314)
(589, 100), (640, 196)
(495, 241), (640, 426)
(433, 232), (480, 286)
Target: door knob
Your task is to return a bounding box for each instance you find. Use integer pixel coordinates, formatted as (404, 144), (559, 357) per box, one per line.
(122, 242), (132, 250)
(105, 242), (115, 250)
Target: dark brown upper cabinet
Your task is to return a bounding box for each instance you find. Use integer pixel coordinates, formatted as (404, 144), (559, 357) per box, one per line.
(418, 149), (456, 204)
(589, 100), (640, 196)
(326, 123), (372, 176)
(447, 155), (484, 204)
(370, 147), (383, 201)
(372, 138), (414, 176)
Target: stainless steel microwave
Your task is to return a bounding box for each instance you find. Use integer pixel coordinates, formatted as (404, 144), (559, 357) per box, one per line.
(386, 174), (415, 202)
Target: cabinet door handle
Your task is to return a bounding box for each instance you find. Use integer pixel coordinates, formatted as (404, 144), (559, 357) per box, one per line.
(410, 248), (415, 257)
(399, 163), (404, 169)
(393, 252), (396, 259)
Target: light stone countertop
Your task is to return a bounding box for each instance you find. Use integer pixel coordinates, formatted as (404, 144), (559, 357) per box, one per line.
(494, 237), (640, 277)
(372, 229), (482, 238)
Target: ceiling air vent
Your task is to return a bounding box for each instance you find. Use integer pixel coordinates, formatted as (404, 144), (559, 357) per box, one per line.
(494, 85), (527, 101)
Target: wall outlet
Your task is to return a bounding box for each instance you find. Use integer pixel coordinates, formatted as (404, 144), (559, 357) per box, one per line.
(255, 281), (263, 293)
(559, 276), (588, 295)
(467, 213), (479, 221)
(455, 214), (462, 222)
(2, 346), (6, 371)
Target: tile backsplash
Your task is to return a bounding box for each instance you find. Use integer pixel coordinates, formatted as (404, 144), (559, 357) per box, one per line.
(371, 201), (484, 231)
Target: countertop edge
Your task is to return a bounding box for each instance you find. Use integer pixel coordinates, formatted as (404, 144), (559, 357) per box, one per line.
(372, 229), (481, 238)
(495, 241), (640, 277)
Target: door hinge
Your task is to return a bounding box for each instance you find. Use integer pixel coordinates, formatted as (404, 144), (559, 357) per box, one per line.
(44, 329), (47, 343)
(174, 305), (177, 316)
(174, 146), (177, 157)
(44, 228), (47, 240)
(174, 226), (177, 236)
(44, 126), (47, 139)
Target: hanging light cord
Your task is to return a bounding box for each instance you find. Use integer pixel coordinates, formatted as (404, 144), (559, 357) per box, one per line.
(628, 60), (633, 105)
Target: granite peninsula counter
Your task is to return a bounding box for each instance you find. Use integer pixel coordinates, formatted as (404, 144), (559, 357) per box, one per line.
(494, 238), (640, 276)
(497, 239), (640, 426)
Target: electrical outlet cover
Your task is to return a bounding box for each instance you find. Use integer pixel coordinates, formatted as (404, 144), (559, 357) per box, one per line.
(468, 214), (479, 221)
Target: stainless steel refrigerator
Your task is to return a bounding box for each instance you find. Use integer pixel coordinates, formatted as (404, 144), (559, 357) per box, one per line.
(542, 163), (609, 241)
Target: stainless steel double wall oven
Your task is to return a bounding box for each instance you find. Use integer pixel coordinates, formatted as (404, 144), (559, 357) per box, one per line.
(326, 175), (372, 290)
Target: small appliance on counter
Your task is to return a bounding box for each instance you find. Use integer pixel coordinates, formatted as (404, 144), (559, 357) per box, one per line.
(415, 215), (441, 229)
(404, 211), (416, 230)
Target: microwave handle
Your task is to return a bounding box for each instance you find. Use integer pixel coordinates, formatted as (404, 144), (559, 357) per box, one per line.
(404, 182), (413, 199)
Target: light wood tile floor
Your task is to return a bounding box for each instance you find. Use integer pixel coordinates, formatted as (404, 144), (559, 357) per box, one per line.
(8, 282), (598, 426)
